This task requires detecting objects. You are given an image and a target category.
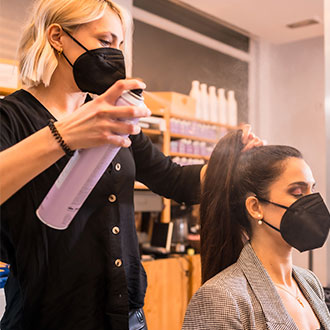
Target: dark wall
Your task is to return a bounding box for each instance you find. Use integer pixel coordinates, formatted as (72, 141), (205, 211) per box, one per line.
(133, 0), (249, 52)
(132, 20), (249, 123)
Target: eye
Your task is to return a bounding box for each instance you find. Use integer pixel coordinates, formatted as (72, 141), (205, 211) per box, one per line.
(289, 187), (303, 198)
(99, 39), (112, 47)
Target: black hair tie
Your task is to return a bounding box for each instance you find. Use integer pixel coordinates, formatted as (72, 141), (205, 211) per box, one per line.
(48, 119), (75, 157)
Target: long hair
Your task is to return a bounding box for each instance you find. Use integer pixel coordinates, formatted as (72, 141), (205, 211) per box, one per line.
(18, 0), (132, 88)
(200, 130), (302, 283)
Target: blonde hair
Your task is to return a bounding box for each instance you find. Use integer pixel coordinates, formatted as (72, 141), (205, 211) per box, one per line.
(18, 0), (132, 88)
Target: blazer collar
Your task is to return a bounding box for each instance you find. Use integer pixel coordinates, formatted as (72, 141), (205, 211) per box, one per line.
(238, 243), (297, 329)
(238, 243), (328, 329)
(293, 267), (329, 329)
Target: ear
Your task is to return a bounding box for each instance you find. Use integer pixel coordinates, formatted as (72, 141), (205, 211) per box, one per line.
(245, 196), (263, 220)
(47, 24), (65, 53)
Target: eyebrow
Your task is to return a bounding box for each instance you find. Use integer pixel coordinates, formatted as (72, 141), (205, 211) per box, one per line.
(97, 31), (124, 45)
(288, 181), (316, 188)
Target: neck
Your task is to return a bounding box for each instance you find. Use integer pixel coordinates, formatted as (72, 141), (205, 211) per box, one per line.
(27, 66), (86, 120)
(251, 233), (294, 287)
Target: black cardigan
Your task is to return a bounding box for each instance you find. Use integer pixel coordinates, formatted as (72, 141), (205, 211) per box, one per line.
(0, 90), (202, 330)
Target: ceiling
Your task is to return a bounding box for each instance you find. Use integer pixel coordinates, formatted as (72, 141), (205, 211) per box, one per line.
(177, 0), (324, 44)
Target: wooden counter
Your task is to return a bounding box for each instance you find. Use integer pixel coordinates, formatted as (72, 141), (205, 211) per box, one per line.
(142, 254), (201, 330)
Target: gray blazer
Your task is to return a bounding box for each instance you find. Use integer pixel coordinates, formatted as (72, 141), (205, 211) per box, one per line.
(182, 243), (330, 330)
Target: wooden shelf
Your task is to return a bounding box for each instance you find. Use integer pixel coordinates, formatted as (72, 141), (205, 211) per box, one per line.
(169, 112), (236, 129)
(0, 87), (16, 96)
(170, 133), (217, 144)
(170, 152), (210, 160)
(141, 128), (162, 136)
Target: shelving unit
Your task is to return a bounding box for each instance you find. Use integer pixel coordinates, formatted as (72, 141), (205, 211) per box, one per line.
(0, 87), (16, 97)
(140, 91), (237, 222)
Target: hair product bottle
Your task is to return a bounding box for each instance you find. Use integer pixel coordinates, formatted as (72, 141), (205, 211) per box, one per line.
(208, 86), (218, 123)
(37, 90), (147, 229)
(189, 80), (202, 119)
(200, 83), (209, 121)
(217, 88), (227, 125)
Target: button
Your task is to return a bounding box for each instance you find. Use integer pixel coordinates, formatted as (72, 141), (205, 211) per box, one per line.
(108, 194), (117, 203)
(115, 259), (122, 267)
(112, 226), (120, 235)
(115, 163), (121, 171)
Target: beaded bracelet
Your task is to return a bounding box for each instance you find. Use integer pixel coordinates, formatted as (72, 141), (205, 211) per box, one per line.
(48, 119), (75, 157)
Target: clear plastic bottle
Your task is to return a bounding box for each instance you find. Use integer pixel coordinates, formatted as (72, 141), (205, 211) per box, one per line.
(227, 90), (238, 127)
(189, 80), (202, 120)
(36, 89), (147, 229)
(208, 86), (218, 123)
(217, 88), (227, 125)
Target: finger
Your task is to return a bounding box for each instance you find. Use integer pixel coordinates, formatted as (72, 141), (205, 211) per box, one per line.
(100, 79), (147, 104)
(109, 120), (141, 136)
(241, 124), (251, 144)
(242, 137), (262, 152)
(106, 135), (132, 148)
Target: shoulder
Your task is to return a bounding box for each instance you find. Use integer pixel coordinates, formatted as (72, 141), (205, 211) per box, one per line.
(294, 265), (325, 300)
(183, 263), (246, 329)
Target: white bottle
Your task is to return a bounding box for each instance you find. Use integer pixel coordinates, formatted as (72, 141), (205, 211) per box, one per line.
(189, 80), (202, 120)
(208, 86), (218, 123)
(217, 88), (227, 125)
(227, 90), (238, 127)
(200, 83), (209, 121)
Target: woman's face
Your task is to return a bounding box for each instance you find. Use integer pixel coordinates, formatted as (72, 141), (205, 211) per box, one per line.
(261, 157), (315, 235)
(61, 8), (124, 71)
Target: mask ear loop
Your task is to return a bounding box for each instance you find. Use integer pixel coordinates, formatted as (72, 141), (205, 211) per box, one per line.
(256, 196), (289, 232)
(62, 28), (90, 52)
(60, 28), (91, 67)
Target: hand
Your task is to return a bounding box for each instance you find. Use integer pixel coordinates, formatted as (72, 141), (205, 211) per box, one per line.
(56, 79), (151, 150)
(241, 124), (266, 151)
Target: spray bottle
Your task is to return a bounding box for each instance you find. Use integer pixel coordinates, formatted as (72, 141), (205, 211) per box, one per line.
(36, 89), (147, 229)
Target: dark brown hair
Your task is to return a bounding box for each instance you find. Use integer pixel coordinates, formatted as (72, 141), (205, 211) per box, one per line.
(200, 130), (302, 283)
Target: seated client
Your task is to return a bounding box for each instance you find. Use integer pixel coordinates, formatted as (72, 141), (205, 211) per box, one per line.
(183, 129), (330, 330)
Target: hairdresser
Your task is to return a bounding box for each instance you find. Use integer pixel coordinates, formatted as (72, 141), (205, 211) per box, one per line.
(0, 0), (262, 329)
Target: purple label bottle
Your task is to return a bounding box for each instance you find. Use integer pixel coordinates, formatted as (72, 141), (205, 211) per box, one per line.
(36, 90), (146, 229)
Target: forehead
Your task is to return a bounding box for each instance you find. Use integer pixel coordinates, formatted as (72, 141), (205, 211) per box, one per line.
(80, 8), (124, 41)
(271, 157), (314, 188)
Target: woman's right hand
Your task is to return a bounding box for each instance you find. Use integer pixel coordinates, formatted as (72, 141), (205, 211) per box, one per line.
(55, 79), (151, 151)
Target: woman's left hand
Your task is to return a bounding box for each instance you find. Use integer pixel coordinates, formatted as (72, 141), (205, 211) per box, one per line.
(241, 124), (265, 151)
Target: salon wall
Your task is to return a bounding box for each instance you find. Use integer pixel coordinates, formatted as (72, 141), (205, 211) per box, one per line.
(254, 36), (329, 286)
(0, 0), (31, 60)
(0, 0), (133, 62)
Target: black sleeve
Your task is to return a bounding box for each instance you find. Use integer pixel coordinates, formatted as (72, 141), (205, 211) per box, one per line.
(0, 99), (21, 152)
(131, 132), (203, 205)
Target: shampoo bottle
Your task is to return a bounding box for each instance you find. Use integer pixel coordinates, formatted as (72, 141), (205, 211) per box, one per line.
(189, 80), (201, 119)
(208, 86), (218, 123)
(217, 88), (227, 125)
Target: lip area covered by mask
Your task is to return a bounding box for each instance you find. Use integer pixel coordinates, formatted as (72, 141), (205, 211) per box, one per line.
(257, 193), (330, 252)
(62, 29), (126, 95)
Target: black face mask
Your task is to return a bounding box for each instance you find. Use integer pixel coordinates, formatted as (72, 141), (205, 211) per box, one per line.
(257, 193), (330, 252)
(61, 29), (126, 95)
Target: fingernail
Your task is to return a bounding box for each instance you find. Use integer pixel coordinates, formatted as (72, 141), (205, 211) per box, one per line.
(133, 125), (141, 134)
